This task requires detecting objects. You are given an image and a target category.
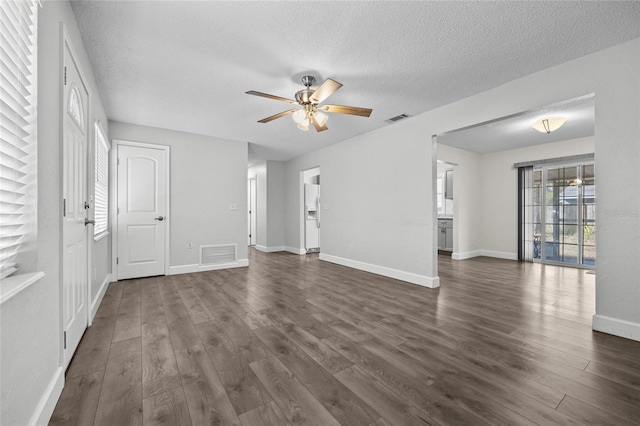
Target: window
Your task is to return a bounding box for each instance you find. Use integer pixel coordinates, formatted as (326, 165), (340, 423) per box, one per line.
(519, 158), (595, 267)
(0, 0), (38, 279)
(94, 121), (109, 238)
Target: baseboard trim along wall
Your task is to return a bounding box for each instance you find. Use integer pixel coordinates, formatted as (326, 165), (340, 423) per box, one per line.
(255, 245), (287, 253)
(31, 366), (64, 426)
(319, 253), (440, 288)
(452, 250), (518, 261)
(593, 314), (640, 342)
(168, 259), (249, 275)
(90, 273), (111, 323)
(286, 246), (307, 255)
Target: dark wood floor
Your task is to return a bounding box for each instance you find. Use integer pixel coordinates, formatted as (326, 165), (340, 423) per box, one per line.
(50, 249), (640, 425)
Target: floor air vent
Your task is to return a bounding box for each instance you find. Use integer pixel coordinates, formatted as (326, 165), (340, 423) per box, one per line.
(200, 244), (237, 266)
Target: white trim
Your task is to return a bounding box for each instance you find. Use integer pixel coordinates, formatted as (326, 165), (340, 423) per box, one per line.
(90, 273), (111, 322)
(111, 140), (171, 280)
(593, 314), (640, 342)
(29, 366), (64, 426)
(285, 246), (307, 255)
(168, 259), (249, 275)
(0, 271), (45, 306)
(452, 250), (518, 261)
(319, 253), (440, 288)
(255, 245), (287, 253)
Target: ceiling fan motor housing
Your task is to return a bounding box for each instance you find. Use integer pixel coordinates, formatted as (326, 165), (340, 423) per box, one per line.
(295, 76), (317, 104)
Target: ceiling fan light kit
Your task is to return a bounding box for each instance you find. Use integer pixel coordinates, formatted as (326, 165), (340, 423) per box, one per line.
(246, 75), (372, 132)
(531, 116), (567, 134)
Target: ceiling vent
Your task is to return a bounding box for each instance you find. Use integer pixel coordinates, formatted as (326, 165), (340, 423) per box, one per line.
(386, 113), (410, 123)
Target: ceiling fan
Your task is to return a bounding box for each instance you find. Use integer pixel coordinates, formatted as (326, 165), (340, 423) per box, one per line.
(246, 75), (372, 132)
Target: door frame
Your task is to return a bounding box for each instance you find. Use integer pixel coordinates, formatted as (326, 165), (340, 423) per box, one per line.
(248, 176), (257, 246)
(111, 139), (171, 280)
(59, 23), (92, 366)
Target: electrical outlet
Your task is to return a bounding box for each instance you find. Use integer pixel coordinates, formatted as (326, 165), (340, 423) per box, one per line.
(187, 241), (193, 249)
(230, 203), (238, 211)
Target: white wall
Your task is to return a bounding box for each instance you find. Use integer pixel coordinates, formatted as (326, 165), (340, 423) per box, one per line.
(109, 122), (248, 273)
(283, 120), (439, 287)
(266, 161), (286, 249)
(479, 136), (595, 258)
(1, 1), (110, 424)
(282, 38), (639, 340)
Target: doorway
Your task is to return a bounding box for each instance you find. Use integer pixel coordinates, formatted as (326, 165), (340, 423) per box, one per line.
(61, 27), (90, 368)
(114, 141), (169, 280)
(248, 176), (257, 246)
(302, 167), (320, 253)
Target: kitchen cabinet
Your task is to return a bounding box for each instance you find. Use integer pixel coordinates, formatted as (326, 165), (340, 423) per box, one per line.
(438, 219), (453, 251)
(445, 169), (453, 199)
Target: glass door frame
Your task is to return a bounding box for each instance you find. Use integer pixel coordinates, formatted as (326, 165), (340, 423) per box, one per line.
(535, 160), (594, 268)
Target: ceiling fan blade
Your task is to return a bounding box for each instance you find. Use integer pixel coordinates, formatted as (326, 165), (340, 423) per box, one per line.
(246, 90), (298, 104)
(320, 104), (372, 117)
(310, 114), (328, 132)
(258, 109), (297, 123)
(309, 78), (343, 104)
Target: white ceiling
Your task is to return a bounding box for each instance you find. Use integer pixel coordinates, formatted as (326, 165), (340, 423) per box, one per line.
(70, 1), (640, 164)
(437, 95), (595, 154)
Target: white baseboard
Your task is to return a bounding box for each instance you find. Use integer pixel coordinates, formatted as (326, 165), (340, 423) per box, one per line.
(319, 253), (440, 288)
(255, 245), (287, 253)
(452, 250), (482, 260)
(285, 246), (306, 255)
(452, 250), (517, 261)
(30, 366), (64, 426)
(593, 314), (640, 342)
(90, 273), (111, 323)
(168, 259), (249, 275)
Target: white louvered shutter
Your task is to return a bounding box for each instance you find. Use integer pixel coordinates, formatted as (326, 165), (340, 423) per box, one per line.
(0, 0), (38, 279)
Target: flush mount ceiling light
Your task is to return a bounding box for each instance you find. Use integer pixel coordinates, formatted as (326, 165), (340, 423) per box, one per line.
(246, 75), (372, 132)
(531, 116), (567, 134)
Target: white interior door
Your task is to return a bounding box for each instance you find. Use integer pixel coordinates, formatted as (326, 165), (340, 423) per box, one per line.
(62, 37), (89, 368)
(248, 178), (256, 246)
(117, 144), (168, 280)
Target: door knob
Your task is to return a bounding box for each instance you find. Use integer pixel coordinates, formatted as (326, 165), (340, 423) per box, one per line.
(154, 216), (164, 221)
(84, 219), (95, 226)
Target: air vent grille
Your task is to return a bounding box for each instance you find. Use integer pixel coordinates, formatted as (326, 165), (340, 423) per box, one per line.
(386, 113), (409, 123)
(200, 244), (237, 266)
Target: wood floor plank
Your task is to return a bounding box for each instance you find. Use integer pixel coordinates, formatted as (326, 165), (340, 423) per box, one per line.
(239, 401), (291, 426)
(112, 280), (142, 342)
(250, 356), (342, 426)
(334, 365), (437, 426)
(265, 311), (352, 374)
(254, 326), (379, 426)
(141, 322), (182, 399)
(176, 285), (214, 324)
(94, 338), (143, 426)
(174, 345), (241, 426)
(142, 386), (192, 426)
(325, 334), (490, 426)
(49, 371), (103, 426)
(195, 320), (272, 415)
(557, 395), (639, 426)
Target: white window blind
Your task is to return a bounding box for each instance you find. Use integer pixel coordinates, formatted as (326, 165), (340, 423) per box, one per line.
(0, 0), (38, 279)
(94, 121), (109, 237)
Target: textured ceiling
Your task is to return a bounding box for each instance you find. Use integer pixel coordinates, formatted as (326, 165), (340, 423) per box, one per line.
(438, 95), (595, 154)
(70, 1), (640, 164)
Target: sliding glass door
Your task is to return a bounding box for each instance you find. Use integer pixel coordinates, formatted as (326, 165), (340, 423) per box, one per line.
(532, 163), (595, 267)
